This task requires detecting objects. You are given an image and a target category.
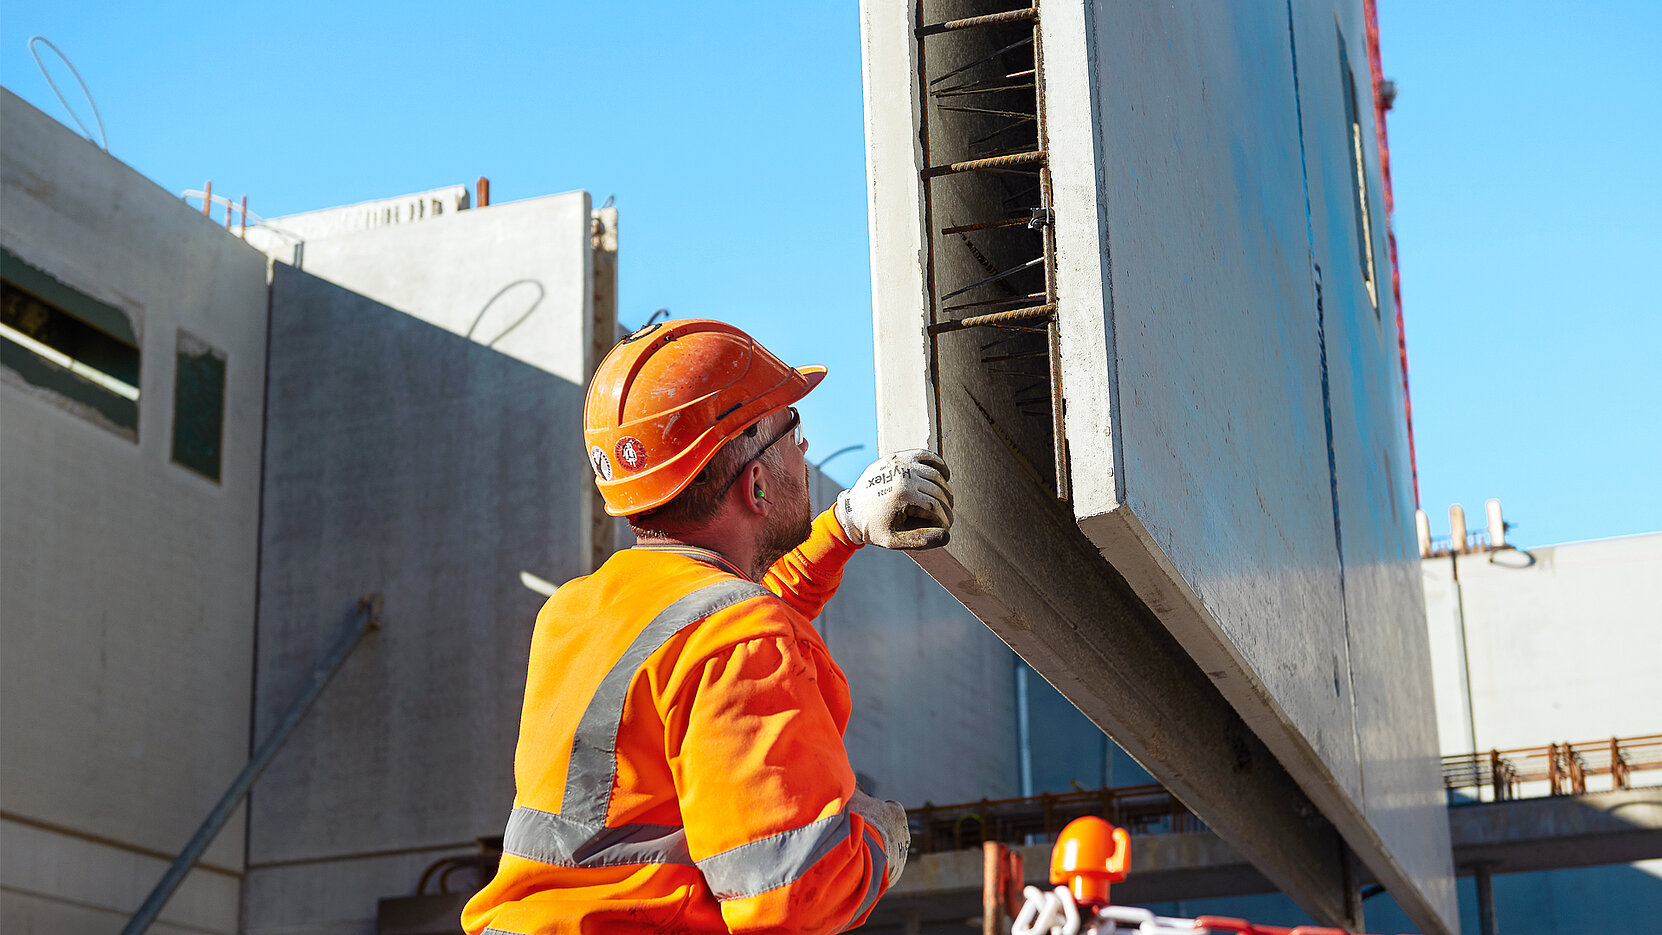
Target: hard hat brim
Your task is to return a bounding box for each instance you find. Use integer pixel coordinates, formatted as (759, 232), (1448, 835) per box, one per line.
(796, 366), (828, 393)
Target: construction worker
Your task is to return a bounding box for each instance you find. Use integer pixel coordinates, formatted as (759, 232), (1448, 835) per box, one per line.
(462, 319), (954, 934)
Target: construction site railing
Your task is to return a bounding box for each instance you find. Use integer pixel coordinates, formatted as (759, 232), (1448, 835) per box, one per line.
(1442, 733), (1662, 802)
(905, 784), (1202, 855)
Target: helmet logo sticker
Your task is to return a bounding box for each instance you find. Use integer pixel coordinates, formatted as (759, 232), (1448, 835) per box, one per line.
(589, 445), (613, 481)
(615, 436), (649, 472)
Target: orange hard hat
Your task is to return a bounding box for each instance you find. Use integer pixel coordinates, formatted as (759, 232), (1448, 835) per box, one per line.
(583, 319), (826, 516)
(1049, 816), (1131, 907)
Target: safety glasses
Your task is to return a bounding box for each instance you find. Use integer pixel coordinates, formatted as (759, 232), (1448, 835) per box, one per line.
(710, 407), (803, 500)
(760, 407), (804, 451)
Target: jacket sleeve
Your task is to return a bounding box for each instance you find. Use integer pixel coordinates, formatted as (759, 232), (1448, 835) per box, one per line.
(761, 506), (860, 621)
(665, 610), (889, 934)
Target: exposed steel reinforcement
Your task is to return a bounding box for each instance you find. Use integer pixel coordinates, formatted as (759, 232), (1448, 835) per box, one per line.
(916, 1), (1067, 500)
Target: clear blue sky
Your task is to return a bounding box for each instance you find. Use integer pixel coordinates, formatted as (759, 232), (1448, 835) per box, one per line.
(3, 1), (1655, 549)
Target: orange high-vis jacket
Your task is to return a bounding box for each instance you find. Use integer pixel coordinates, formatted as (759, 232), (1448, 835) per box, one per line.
(462, 506), (890, 935)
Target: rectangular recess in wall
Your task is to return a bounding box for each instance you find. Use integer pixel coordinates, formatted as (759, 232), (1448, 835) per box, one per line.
(0, 246), (140, 438)
(1338, 27), (1381, 316)
(171, 330), (227, 482)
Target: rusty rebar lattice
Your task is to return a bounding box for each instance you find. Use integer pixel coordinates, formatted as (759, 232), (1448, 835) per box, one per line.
(917, 2), (1067, 500)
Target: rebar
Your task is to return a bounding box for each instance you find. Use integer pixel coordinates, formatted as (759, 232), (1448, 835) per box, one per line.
(970, 117), (1038, 149)
(927, 36), (1034, 88)
(917, 7), (1038, 38)
(981, 350), (1048, 364)
(945, 293), (1047, 314)
(923, 150), (1046, 179)
(939, 105), (1037, 120)
(939, 256), (1043, 301)
(928, 303), (1056, 335)
(933, 79), (1036, 98)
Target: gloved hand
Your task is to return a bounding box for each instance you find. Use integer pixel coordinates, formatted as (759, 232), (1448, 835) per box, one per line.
(835, 450), (953, 550)
(848, 790), (910, 887)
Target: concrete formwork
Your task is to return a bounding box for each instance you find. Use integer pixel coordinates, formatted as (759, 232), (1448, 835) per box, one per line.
(243, 266), (591, 935)
(860, 2), (1453, 931)
(0, 90), (269, 935)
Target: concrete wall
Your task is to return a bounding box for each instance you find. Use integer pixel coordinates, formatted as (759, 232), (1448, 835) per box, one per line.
(860, 2), (1451, 930)
(0, 89), (269, 935)
(806, 473), (1024, 808)
(243, 265), (591, 935)
(1421, 533), (1662, 935)
(1060, 6), (1450, 923)
(1423, 531), (1662, 755)
(248, 187), (616, 572)
(252, 189), (598, 388)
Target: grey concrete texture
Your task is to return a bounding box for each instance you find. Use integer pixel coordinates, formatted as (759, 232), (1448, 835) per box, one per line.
(1423, 532), (1662, 755)
(1, 89), (269, 934)
(244, 185), (472, 246)
(250, 189), (599, 389)
(244, 265), (591, 933)
(807, 472), (1023, 808)
(1057, 6), (1450, 920)
(859, 2), (1451, 931)
(1447, 787), (1662, 874)
(1, 817), (242, 935)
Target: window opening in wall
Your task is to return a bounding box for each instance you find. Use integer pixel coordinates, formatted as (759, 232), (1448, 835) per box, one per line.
(0, 247), (140, 438)
(1338, 29), (1381, 316)
(171, 330), (227, 482)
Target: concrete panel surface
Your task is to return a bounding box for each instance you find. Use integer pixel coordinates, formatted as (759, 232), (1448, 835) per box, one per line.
(861, 2), (1452, 931)
(246, 266), (587, 932)
(1, 889), (225, 935)
(1065, 0), (1357, 810)
(245, 848), (476, 935)
(807, 474), (1022, 807)
(0, 817), (240, 935)
(248, 185), (471, 243)
(0, 89), (266, 878)
(1062, 3), (1451, 925)
(261, 190), (596, 387)
(1287, 3), (1456, 924)
(1423, 533), (1662, 754)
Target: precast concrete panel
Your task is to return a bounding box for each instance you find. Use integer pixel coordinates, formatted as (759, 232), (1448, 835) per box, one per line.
(258, 190), (597, 386)
(1423, 533), (1662, 755)
(1288, 4), (1455, 921)
(245, 267), (587, 935)
(0, 90), (267, 935)
(252, 189), (614, 572)
(1060, 0), (1362, 826)
(806, 474), (1021, 807)
(860, 3), (1452, 931)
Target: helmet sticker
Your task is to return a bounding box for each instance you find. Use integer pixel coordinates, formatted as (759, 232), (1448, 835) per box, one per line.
(589, 445), (613, 481)
(615, 436), (649, 472)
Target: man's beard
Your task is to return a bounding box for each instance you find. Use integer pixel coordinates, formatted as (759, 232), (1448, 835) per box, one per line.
(754, 464), (813, 575)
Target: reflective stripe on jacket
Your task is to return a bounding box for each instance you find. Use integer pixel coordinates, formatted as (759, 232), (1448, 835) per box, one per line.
(462, 506), (888, 934)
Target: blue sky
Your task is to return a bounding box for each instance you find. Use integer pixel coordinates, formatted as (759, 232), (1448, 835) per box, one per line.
(3, 1), (1655, 548)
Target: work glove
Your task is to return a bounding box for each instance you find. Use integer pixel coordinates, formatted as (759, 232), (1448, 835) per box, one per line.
(849, 790), (910, 887)
(835, 449), (954, 550)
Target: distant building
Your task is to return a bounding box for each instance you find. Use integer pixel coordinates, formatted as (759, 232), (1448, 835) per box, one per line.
(1421, 522), (1662, 933)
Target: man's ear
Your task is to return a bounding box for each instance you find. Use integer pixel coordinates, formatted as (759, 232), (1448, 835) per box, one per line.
(742, 462), (769, 515)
